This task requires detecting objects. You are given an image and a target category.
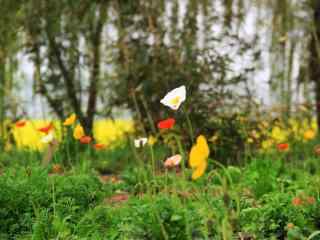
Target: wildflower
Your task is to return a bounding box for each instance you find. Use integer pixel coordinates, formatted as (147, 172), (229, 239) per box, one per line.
(38, 123), (54, 135)
(292, 197), (302, 206)
(271, 126), (287, 143)
(251, 130), (260, 139)
(73, 124), (84, 140)
(164, 154), (182, 168)
(209, 134), (219, 143)
(63, 113), (76, 126)
(157, 118), (176, 129)
(303, 129), (316, 141)
(191, 161), (208, 180)
(277, 143), (289, 152)
(306, 196), (316, 205)
(52, 164), (63, 174)
(80, 136), (92, 144)
(160, 85), (186, 110)
(15, 120), (27, 128)
(94, 143), (106, 150)
(247, 138), (254, 144)
(148, 136), (157, 146)
(287, 223), (294, 229)
(41, 131), (55, 144)
(134, 137), (148, 148)
(260, 121), (269, 128)
(261, 139), (273, 150)
(314, 145), (320, 156)
(189, 135), (210, 180)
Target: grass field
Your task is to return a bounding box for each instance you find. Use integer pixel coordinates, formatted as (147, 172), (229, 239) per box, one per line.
(1, 111), (320, 239)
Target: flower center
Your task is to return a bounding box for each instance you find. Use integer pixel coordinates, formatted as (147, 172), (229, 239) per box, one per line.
(169, 96), (180, 106)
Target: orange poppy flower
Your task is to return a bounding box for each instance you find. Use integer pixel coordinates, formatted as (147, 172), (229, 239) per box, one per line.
(15, 120), (27, 128)
(38, 123), (54, 134)
(164, 154), (182, 168)
(314, 145), (320, 156)
(52, 164), (63, 174)
(306, 196), (316, 205)
(80, 136), (92, 144)
(292, 197), (302, 206)
(157, 118), (176, 129)
(73, 124), (84, 140)
(94, 143), (106, 150)
(277, 143), (289, 152)
(287, 223), (294, 229)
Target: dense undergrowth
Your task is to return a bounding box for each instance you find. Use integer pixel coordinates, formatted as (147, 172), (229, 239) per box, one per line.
(1, 144), (320, 239)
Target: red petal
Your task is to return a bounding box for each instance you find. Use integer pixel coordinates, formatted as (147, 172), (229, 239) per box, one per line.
(80, 136), (92, 144)
(157, 118), (176, 129)
(15, 121), (27, 128)
(38, 123), (54, 133)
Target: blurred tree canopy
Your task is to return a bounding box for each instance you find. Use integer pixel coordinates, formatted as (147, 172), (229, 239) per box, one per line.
(0, 0), (319, 134)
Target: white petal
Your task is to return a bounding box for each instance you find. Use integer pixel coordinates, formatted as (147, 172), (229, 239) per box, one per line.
(140, 138), (148, 146)
(134, 139), (141, 148)
(41, 132), (54, 143)
(160, 85), (186, 110)
(134, 137), (148, 148)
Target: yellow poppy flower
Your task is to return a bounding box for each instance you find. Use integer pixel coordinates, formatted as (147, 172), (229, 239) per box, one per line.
(73, 124), (84, 140)
(64, 114), (76, 126)
(148, 135), (157, 146)
(261, 139), (273, 150)
(271, 126), (287, 143)
(189, 135), (210, 180)
(192, 161), (208, 180)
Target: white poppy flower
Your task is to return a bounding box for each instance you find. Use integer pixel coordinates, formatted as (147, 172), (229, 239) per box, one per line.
(41, 131), (54, 144)
(160, 85), (186, 110)
(134, 138), (148, 148)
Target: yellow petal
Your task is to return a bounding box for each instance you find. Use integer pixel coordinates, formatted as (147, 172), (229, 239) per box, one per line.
(189, 145), (204, 168)
(303, 129), (316, 141)
(148, 135), (157, 146)
(192, 161), (207, 180)
(73, 124), (84, 140)
(64, 114), (76, 126)
(189, 135), (210, 168)
(196, 135), (210, 158)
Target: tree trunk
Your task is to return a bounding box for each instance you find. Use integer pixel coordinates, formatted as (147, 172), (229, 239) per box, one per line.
(310, 0), (320, 129)
(0, 54), (6, 144)
(85, 7), (105, 134)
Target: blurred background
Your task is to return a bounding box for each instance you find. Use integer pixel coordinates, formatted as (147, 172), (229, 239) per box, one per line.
(0, 0), (319, 135)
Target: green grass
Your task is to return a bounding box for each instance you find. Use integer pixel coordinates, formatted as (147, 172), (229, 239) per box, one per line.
(1, 142), (320, 240)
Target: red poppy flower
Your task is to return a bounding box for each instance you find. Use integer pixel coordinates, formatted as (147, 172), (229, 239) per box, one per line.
(80, 136), (92, 144)
(157, 118), (176, 129)
(292, 197), (302, 206)
(15, 120), (27, 128)
(94, 143), (106, 150)
(38, 123), (54, 134)
(277, 143), (289, 152)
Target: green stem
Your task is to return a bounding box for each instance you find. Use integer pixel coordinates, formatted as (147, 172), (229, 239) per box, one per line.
(149, 144), (156, 178)
(183, 107), (195, 142)
(174, 134), (186, 180)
